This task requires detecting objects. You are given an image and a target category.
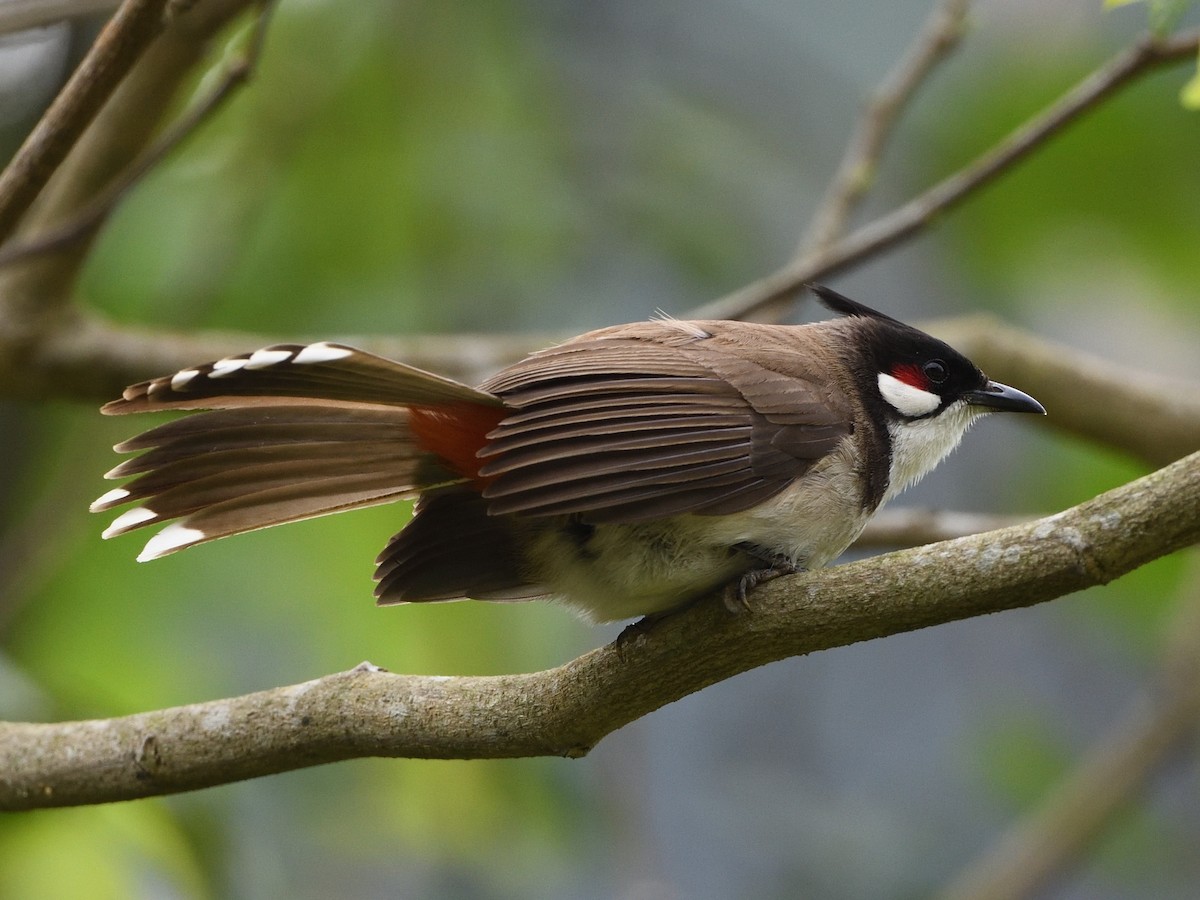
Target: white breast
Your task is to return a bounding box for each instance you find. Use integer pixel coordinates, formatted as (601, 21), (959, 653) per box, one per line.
(529, 408), (983, 622)
(526, 440), (871, 622)
(882, 399), (982, 503)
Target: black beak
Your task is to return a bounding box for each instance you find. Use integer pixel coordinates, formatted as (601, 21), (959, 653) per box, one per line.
(963, 380), (1046, 415)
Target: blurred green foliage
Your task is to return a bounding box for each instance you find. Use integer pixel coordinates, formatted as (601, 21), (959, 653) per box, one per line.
(976, 706), (1191, 893)
(921, 35), (1200, 894)
(925, 49), (1200, 303)
(82, 2), (582, 335)
(923, 45), (1198, 651)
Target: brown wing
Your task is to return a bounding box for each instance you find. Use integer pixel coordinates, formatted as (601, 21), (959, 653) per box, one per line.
(477, 320), (852, 522)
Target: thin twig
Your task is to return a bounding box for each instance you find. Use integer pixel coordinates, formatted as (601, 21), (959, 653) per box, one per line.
(940, 556), (1200, 900)
(0, 0), (274, 269)
(800, 0), (969, 256)
(694, 29), (1200, 321)
(0, 0), (171, 245)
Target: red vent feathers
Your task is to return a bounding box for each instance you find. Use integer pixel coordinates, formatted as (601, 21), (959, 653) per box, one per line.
(409, 403), (508, 484)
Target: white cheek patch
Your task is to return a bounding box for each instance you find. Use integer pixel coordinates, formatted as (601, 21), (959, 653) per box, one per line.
(878, 372), (940, 418)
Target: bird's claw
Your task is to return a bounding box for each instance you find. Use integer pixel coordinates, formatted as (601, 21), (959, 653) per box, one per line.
(723, 546), (802, 613)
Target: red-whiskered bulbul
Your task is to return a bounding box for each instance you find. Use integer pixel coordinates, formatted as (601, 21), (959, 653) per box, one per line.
(93, 286), (1045, 622)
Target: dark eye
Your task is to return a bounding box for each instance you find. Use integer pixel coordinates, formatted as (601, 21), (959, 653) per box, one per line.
(922, 360), (948, 384)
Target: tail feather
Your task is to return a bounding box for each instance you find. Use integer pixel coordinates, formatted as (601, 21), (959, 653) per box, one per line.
(374, 488), (534, 603)
(94, 344), (504, 563)
(102, 341), (502, 414)
(96, 441), (426, 508)
(97, 450), (435, 524)
(107, 412), (415, 481)
(98, 425), (461, 558)
(111, 405), (406, 454)
(130, 476), (425, 561)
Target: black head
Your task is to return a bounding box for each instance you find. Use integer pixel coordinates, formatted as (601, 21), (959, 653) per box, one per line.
(809, 284), (1045, 420)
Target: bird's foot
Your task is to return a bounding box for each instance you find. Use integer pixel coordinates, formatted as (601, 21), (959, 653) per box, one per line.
(723, 544), (803, 613)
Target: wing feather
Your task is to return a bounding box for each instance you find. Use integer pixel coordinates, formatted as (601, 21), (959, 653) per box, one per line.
(477, 323), (853, 521)
(481, 423), (748, 470)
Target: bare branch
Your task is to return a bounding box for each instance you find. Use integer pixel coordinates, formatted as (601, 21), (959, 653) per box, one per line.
(854, 508), (1034, 549)
(931, 316), (1200, 467)
(940, 558), (1200, 900)
(0, 0), (171, 245)
(801, 0), (968, 256)
(0, 1), (119, 37)
(2, 449), (1197, 810)
(695, 29), (1200, 321)
(0, 0), (260, 322)
(4, 310), (544, 401)
(6, 312), (1195, 473)
(0, 0), (272, 272)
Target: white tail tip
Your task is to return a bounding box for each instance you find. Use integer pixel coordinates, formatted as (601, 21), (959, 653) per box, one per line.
(137, 524), (206, 561)
(102, 506), (157, 539)
(90, 487), (131, 513)
(294, 342), (353, 364)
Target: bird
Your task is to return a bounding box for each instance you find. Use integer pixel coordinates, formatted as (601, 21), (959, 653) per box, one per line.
(92, 285), (1045, 623)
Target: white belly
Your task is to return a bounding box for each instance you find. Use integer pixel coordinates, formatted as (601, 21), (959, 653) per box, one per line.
(526, 442), (870, 622)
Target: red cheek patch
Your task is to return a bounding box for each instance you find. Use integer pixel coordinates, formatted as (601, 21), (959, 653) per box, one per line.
(890, 364), (928, 391)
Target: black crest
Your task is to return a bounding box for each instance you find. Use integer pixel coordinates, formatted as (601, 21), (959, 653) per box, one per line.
(807, 283), (907, 327)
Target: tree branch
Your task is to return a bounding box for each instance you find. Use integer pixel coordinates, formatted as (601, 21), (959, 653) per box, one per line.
(0, 0), (269, 274)
(931, 316), (1200, 467)
(800, 0), (968, 256)
(2, 449), (1197, 810)
(0, 1), (120, 37)
(0, 0), (171, 246)
(0, 0), (260, 336)
(854, 508), (1035, 549)
(694, 29), (1200, 321)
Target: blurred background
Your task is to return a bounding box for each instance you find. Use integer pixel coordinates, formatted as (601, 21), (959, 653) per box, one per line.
(1, 0), (1199, 897)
